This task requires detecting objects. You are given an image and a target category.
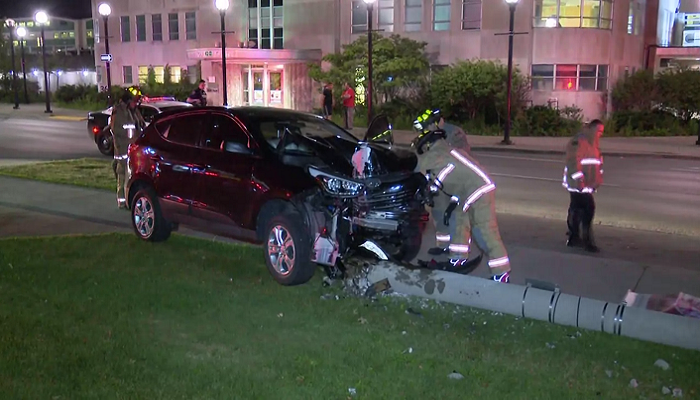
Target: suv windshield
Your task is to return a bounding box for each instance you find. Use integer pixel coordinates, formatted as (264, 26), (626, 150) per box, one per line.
(250, 113), (358, 152)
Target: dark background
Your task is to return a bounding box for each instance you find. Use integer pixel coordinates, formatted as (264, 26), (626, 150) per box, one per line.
(1, 0), (91, 20)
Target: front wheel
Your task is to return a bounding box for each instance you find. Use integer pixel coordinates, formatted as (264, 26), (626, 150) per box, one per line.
(96, 131), (114, 156)
(263, 212), (315, 286)
(131, 187), (171, 242)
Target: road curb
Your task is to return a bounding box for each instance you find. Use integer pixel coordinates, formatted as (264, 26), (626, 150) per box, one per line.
(49, 115), (87, 121)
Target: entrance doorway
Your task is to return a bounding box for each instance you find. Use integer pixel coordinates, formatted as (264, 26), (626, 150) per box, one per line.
(242, 65), (284, 107)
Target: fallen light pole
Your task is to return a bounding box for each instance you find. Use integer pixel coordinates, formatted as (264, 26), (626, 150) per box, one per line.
(345, 259), (700, 351)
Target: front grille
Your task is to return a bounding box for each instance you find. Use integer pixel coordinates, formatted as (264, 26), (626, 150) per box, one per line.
(353, 176), (423, 215)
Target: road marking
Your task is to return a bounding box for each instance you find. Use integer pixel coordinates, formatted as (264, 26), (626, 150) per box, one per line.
(670, 167), (700, 173)
(478, 153), (561, 163)
(49, 115), (87, 121)
(490, 172), (621, 187)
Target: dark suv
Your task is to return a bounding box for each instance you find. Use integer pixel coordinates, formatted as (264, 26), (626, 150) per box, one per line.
(126, 106), (428, 285)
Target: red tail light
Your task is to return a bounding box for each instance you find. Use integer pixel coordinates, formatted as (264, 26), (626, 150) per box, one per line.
(92, 126), (100, 134)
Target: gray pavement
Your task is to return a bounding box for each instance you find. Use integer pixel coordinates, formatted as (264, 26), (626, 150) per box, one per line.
(0, 175), (698, 304)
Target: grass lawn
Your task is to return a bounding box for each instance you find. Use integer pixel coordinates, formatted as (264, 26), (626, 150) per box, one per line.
(0, 158), (113, 191)
(0, 234), (698, 399)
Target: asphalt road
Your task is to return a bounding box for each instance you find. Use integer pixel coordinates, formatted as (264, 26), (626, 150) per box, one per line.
(1, 115), (699, 238)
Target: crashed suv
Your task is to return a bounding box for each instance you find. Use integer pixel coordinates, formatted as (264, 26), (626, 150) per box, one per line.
(126, 106), (429, 285)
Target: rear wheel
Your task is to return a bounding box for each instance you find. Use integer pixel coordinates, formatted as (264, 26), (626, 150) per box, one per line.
(131, 187), (171, 242)
(263, 212), (315, 286)
(96, 131), (114, 156)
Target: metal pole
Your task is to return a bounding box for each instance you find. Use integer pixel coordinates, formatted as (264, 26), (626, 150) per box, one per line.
(104, 15), (112, 105)
(8, 26), (19, 109)
(220, 10), (228, 107)
(40, 25), (52, 113)
(20, 40), (28, 103)
(502, 3), (516, 145)
(367, 4), (374, 121)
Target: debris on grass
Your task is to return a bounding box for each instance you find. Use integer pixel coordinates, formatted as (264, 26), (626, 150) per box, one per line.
(654, 358), (671, 371)
(448, 371), (465, 380)
(629, 379), (639, 388)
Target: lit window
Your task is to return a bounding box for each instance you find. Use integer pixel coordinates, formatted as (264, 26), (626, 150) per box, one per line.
(433, 0), (451, 31)
(404, 0), (422, 32)
(533, 0), (613, 29)
(627, 1), (634, 34)
(154, 66), (165, 83)
(532, 64), (609, 91)
(351, 0), (368, 34)
(379, 0), (394, 32)
(461, 0), (481, 30)
(170, 66), (182, 83)
(138, 66), (149, 83)
(120, 16), (131, 42)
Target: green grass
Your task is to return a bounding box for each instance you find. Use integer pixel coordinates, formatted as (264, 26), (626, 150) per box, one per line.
(0, 158), (113, 190)
(0, 233), (698, 399)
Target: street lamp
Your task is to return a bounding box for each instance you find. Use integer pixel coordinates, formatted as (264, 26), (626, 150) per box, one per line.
(4, 19), (20, 109)
(363, 0), (376, 121)
(215, 0), (230, 106)
(98, 3), (113, 104)
(35, 10), (52, 114)
(502, 0), (519, 145)
(16, 26), (29, 104)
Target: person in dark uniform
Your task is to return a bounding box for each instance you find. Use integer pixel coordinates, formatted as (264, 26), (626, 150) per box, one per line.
(186, 80), (207, 106)
(321, 82), (333, 119)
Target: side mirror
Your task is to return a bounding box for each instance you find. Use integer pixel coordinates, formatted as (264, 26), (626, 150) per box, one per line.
(224, 141), (254, 155)
(364, 114), (394, 146)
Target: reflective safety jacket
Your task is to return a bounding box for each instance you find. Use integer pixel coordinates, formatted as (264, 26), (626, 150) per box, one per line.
(417, 139), (496, 212)
(563, 130), (603, 193)
(111, 102), (145, 157)
(443, 122), (471, 154)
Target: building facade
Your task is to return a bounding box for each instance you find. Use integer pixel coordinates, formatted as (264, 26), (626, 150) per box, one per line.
(90, 0), (650, 118)
(3, 16), (94, 54)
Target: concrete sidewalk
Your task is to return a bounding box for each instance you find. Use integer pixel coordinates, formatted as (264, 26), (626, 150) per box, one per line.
(352, 127), (700, 160)
(0, 175), (698, 304)
(0, 103), (89, 121)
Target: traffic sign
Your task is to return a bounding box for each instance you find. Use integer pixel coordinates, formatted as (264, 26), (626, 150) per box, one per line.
(100, 53), (113, 62)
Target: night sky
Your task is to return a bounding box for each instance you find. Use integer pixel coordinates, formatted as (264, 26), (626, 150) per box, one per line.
(1, 0), (92, 20)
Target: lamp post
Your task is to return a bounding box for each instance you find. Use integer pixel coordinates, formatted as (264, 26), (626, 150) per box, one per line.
(35, 11), (52, 114)
(16, 26), (29, 104)
(5, 19), (20, 109)
(502, 0), (519, 145)
(98, 3), (113, 104)
(215, 0), (230, 106)
(363, 0), (376, 121)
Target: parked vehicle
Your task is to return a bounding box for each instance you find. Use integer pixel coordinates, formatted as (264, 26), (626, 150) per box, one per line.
(86, 96), (192, 156)
(126, 106), (430, 285)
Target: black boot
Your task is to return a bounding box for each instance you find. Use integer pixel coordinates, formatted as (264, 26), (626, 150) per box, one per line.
(582, 225), (600, 253)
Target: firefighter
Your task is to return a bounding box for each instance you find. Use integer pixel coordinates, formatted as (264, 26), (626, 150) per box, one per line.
(562, 119), (605, 253)
(109, 86), (146, 209)
(411, 110), (511, 283)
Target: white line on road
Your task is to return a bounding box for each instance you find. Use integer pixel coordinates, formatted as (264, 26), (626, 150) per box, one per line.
(669, 167), (700, 173)
(490, 172), (621, 187)
(477, 153), (561, 163)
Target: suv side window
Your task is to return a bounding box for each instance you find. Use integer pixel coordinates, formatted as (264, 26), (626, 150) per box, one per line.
(159, 113), (206, 147)
(201, 114), (251, 153)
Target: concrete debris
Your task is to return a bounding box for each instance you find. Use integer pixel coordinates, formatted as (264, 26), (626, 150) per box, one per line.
(630, 379), (639, 388)
(348, 387), (357, 396)
(448, 371), (465, 380)
(401, 330), (407, 335)
(654, 359), (671, 371)
(358, 317), (368, 324)
(605, 370), (613, 378)
(546, 342), (556, 349)
(568, 331), (583, 339)
(673, 388), (683, 397)
(663, 387), (672, 395)
(403, 347), (413, 354)
(443, 323), (450, 330)
(405, 308), (423, 317)
(277, 313), (284, 318)
(320, 293), (335, 300)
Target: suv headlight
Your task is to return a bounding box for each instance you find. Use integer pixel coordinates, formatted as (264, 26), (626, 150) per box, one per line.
(308, 166), (364, 198)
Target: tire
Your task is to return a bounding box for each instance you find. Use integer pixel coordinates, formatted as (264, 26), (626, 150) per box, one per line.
(262, 212), (315, 286)
(97, 131), (114, 156)
(130, 186), (171, 242)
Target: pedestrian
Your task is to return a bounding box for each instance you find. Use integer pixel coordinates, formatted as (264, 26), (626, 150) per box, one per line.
(341, 82), (355, 129)
(186, 79), (207, 106)
(412, 111), (511, 283)
(109, 86), (146, 209)
(321, 82), (333, 120)
(413, 109), (471, 153)
(562, 119), (605, 253)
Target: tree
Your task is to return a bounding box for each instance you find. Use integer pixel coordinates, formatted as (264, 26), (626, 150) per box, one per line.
(308, 33), (430, 108)
(146, 65), (157, 87)
(430, 59), (529, 125)
(610, 69), (658, 112)
(163, 64), (172, 85)
(656, 67), (700, 123)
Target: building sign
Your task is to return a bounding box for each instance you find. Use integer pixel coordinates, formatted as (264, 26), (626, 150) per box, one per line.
(685, 13), (700, 27)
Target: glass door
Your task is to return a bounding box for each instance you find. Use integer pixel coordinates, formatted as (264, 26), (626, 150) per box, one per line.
(269, 71), (282, 107)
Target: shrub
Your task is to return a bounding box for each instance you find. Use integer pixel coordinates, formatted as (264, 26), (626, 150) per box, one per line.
(514, 105), (581, 137)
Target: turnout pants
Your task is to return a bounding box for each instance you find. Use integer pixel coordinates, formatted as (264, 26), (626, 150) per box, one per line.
(567, 192), (596, 242)
(433, 191), (511, 275)
(113, 154), (128, 207)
